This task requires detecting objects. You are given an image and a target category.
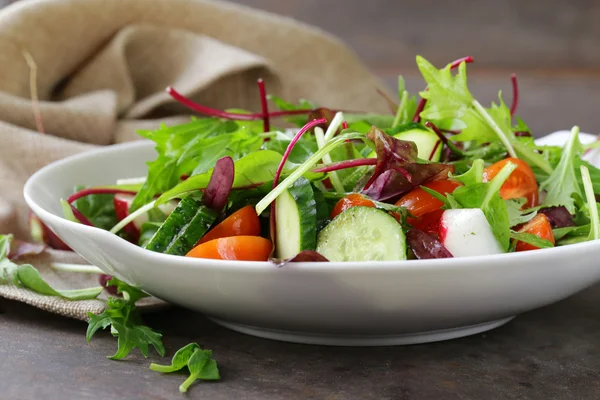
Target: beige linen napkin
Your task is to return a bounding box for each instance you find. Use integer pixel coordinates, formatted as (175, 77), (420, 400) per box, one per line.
(0, 0), (390, 319)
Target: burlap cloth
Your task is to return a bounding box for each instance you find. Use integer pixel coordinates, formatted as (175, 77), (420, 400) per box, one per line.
(0, 0), (389, 320)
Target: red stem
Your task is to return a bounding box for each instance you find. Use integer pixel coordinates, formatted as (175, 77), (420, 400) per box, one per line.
(425, 122), (451, 147)
(312, 158), (377, 173)
(412, 97), (428, 123)
(70, 205), (94, 226)
(272, 118), (327, 188)
(67, 188), (138, 204)
(257, 79), (270, 133)
(510, 73), (519, 117)
(167, 86), (314, 120)
(412, 56), (475, 123)
(342, 121), (349, 130)
(428, 140), (442, 161)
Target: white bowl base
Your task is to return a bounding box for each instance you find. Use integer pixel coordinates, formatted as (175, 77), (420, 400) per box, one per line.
(208, 316), (516, 346)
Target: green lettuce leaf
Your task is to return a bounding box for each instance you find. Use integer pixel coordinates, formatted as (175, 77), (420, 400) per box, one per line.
(130, 118), (262, 211)
(540, 126), (583, 213)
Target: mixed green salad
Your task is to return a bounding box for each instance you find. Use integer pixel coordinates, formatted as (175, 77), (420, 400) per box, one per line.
(56, 55), (600, 262)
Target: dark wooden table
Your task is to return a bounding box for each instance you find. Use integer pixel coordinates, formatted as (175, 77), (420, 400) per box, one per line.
(2, 0), (600, 399)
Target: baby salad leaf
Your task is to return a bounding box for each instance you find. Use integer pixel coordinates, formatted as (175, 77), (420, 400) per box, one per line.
(150, 343), (220, 393)
(87, 278), (164, 360)
(72, 185), (119, 231)
(156, 150), (284, 205)
(150, 343), (200, 373)
(452, 159), (484, 186)
(131, 118), (262, 211)
(416, 57), (553, 174)
(448, 161), (518, 250)
(540, 126), (583, 214)
(361, 127), (453, 201)
(0, 234), (103, 299)
(416, 56), (494, 144)
(509, 231), (554, 249)
(17, 264), (103, 300)
(506, 198), (538, 227)
(179, 348), (220, 393)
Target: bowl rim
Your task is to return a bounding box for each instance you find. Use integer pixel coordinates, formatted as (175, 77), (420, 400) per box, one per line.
(23, 138), (600, 273)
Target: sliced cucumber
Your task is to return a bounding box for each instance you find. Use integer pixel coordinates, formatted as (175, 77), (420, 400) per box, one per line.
(313, 188), (330, 232)
(275, 177), (317, 259)
(145, 197), (217, 255)
(316, 206), (406, 262)
(368, 123), (442, 162)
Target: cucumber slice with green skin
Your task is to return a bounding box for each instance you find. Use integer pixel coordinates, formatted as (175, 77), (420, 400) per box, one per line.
(316, 206), (407, 262)
(275, 177), (317, 259)
(368, 123), (442, 162)
(145, 197), (218, 255)
(313, 188), (330, 232)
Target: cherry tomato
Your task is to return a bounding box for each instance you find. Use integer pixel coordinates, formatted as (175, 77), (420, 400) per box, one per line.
(483, 157), (539, 208)
(186, 236), (273, 261)
(331, 194), (375, 219)
(515, 214), (555, 252)
(395, 180), (461, 232)
(198, 205), (261, 245)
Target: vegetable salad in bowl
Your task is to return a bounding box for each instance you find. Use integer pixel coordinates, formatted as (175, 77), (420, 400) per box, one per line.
(59, 56), (600, 263)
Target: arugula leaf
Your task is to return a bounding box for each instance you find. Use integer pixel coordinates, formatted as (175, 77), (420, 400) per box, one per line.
(448, 161), (517, 250)
(179, 348), (220, 393)
(452, 159), (484, 186)
(416, 56), (494, 144)
(87, 278), (164, 360)
(415, 56), (552, 174)
(506, 198), (538, 227)
(510, 231), (554, 249)
(131, 118), (262, 211)
(72, 185), (119, 230)
(150, 343), (200, 373)
(540, 126), (583, 213)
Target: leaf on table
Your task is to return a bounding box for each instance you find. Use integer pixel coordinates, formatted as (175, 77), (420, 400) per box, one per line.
(16, 264), (103, 300)
(150, 343), (201, 373)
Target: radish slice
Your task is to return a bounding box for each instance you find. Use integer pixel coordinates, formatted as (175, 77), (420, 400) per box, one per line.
(439, 209), (503, 257)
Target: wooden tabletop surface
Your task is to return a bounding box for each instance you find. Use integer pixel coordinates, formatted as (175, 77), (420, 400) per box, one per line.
(2, 0), (600, 399)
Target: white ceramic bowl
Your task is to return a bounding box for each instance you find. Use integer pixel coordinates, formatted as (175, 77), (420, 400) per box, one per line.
(24, 131), (600, 346)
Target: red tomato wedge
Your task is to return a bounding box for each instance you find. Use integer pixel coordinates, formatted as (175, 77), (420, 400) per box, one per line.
(197, 205), (261, 245)
(515, 214), (555, 252)
(395, 180), (461, 232)
(186, 236), (272, 261)
(483, 157), (539, 208)
(331, 194), (375, 219)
